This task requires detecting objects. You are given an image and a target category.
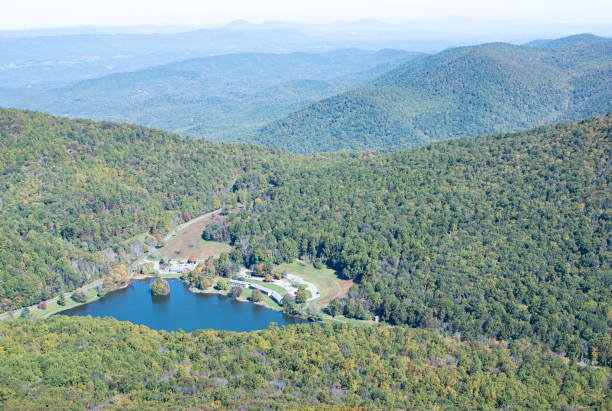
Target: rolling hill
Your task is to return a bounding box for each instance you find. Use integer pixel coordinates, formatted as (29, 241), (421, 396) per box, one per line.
(1, 316), (609, 409)
(217, 113), (611, 363)
(254, 36), (612, 152)
(0, 108), (301, 310)
(0, 109), (609, 409)
(525, 33), (611, 49)
(3, 107), (608, 362)
(3, 49), (418, 141)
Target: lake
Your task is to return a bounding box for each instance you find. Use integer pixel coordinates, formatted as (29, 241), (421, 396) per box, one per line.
(61, 278), (306, 332)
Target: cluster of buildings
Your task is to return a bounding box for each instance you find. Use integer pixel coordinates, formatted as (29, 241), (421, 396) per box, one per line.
(160, 261), (198, 274)
(227, 279), (284, 304)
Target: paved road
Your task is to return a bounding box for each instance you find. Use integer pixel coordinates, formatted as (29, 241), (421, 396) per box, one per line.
(163, 209), (222, 241)
(285, 274), (321, 301)
(238, 269), (321, 301)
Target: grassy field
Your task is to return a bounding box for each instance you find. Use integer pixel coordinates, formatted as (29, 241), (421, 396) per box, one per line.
(278, 261), (353, 307)
(237, 287), (282, 310)
(158, 238), (231, 261)
(157, 211), (231, 261)
(159, 273), (183, 279)
(32, 288), (99, 319)
(320, 313), (374, 326)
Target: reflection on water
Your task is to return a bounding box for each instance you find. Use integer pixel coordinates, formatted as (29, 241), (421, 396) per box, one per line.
(61, 278), (306, 332)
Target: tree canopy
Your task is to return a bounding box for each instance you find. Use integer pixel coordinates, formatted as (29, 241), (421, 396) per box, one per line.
(0, 316), (609, 409)
(216, 114), (612, 364)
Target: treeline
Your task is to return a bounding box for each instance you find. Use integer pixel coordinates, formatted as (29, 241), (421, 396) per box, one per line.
(0, 108), (301, 310)
(0, 316), (609, 409)
(215, 114), (612, 365)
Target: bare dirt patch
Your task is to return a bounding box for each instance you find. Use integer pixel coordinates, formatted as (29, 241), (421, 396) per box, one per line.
(158, 212), (230, 261)
(319, 278), (354, 306)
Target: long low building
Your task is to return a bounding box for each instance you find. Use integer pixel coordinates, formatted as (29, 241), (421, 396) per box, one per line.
(228, 279), (284, 304)
(227, 279), (250, 288)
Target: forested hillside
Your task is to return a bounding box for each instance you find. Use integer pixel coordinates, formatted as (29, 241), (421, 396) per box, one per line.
(0, 316), (609, 409)
(1, 109), (610, 364)
(0, 109), (610, 408)
(255, 38), (612, 152)
(0, 109), (300, 310)
(3, 49), (417, 141)
(208, 114), (611, 364)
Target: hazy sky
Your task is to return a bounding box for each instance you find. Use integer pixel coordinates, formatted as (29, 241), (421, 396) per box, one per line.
(2, 0), (611, 30)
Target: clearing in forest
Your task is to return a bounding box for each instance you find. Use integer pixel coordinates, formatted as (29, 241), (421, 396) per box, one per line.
(277, 261), (353, 307)
(157, 211), (231, 261)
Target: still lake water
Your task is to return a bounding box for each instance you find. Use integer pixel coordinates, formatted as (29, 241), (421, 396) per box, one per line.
(61, 278), (306, 332)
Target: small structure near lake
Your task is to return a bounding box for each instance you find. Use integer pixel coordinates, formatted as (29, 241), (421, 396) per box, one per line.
(228, 279), (284, 304)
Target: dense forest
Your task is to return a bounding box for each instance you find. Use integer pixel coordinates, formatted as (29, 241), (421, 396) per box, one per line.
(0, 316), (609, 409)
(0, 108), (610, 408)
(205, 114), (612, 365)
(0, 108), (305, 310)
(1, 109), (610, 364)
(255, 38), (612, 152)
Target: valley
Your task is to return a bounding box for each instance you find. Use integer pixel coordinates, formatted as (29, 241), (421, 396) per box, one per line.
(1, 49), (419, 141)
(157, 208), (230, 260)
(0, 99), (609, 411)
(0, 20), (610, 409)
(0, 208), (353, 325)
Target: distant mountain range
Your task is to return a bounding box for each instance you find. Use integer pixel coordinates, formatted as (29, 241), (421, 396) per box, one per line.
(2, 20), (610, 91)
(1, 33), (610, 153)
(253, 35), (612, 152)
(0, 21), (518, 90)
(525, 33), (611, 49)
(1, 49), (419, 141)
(0, 28), (324, 89)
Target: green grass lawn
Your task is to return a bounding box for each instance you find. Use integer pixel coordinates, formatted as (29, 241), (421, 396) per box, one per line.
(238, 288), (282, 310)
(321, 313), (373, 326)
(33, 288), (100, 319)
(258, 294), (281, 310)
(159, 273), (182, 279)
(198, 240), (232, 256)
(278, 261), (338, 298)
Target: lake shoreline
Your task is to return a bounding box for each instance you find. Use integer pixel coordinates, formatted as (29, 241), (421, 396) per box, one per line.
(187, 284), (287, 313)
(59, 277), (307, 332)
(0, 272), (295, 322)
(134, 272), (290, 312)
(1, 273), (362, 326)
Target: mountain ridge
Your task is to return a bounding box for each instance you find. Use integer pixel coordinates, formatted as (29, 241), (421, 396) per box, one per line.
(253, 38), (612, 152)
